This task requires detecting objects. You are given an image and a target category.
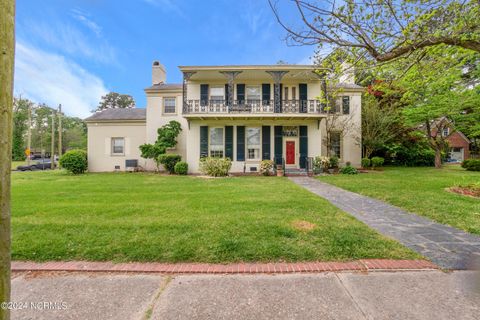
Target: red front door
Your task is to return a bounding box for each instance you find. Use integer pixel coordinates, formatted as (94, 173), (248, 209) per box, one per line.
(286, 141), (295, 165)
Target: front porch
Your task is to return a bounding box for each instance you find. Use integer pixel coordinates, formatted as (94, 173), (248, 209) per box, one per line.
(186, 121), (322, 174)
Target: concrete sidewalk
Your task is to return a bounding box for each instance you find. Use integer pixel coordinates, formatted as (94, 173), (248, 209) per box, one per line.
(11, 270), (480, 320)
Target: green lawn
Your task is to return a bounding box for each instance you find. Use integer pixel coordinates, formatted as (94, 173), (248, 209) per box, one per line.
(12, 161), (26, 170)
(318, 166), (480, 235)
(11, 171), (418, 263)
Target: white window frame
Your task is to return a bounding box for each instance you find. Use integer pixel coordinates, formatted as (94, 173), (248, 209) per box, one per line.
(163, 97), (176, 114)
(209, 127), (224, 158)
(246, 85), (261, 102)
(111, 137), (125, 156)
(210, 86), (224, 102)
(442, 127), (449, 137)
(329, 132), (342, 159)
(246, 127), (261, 160)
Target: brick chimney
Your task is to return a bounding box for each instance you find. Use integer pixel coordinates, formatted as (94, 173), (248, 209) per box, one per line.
(152, 61), (166, 85)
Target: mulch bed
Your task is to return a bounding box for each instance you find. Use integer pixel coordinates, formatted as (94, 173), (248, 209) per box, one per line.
(447, 186), (480, 199)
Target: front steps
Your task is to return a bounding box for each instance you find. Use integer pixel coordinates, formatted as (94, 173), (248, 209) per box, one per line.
(284, 168), (309, 176)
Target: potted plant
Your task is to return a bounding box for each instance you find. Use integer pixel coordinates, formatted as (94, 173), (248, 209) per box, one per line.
(276, 164), (284, 177)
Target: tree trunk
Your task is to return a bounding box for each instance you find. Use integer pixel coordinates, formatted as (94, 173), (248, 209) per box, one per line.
(0, 1), (15, 319)
(434, 148), (442, 169)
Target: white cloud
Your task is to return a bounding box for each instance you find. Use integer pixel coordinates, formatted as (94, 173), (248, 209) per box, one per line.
(14, 42), (108, 118)
(143, 0), (185, 17)
(71, 9), (102, 37)
(21, 20), (116, 65)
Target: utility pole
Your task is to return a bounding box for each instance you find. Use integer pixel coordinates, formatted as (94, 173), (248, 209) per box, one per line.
(58, 104), (62, 158)
(1, 1), (16, 319)
(26, 102), (31, 166)
(50, 111), (55, 169)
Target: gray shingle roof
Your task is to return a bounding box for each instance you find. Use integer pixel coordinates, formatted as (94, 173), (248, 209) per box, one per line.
(145, 83), (182, 91)
(85, 108), (146, 122)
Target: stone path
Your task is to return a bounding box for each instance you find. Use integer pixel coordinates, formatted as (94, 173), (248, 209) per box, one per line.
(289, 177), (480, 270)
(10, 271), (480, 320)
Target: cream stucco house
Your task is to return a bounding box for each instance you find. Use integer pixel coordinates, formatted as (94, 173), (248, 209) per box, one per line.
(85, 62), (363, 173)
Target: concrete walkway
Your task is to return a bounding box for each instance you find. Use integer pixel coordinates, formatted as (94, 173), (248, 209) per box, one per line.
(289, 177), (480, 270)
(10, 271), (480, 320)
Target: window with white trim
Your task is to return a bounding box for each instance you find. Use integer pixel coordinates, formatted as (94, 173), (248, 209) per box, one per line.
(246, 86), (261, 102)
(111, 137), (125, 155)
(210, 127), (224, 157)
(246, 127), (261, 160)
(210, 86), (224, 102)
(330, 132), (341, 158)
(442, 128), (449, 137)
(164, 97), (176, 114)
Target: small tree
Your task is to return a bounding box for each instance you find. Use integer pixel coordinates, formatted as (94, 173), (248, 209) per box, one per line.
(139, 120), (182, 171)
(12, 98), (31, 161)
(59, 150), (88, 174)
(361, 95), (398, 158)
(95, 92), (135, 111)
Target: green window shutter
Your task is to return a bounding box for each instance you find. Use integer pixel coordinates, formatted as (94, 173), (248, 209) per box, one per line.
(200, 126), (209, 158)
(262, 126), (271, 160)
(299, 83), (308, 113)
(225, 126), (233, 159)
(299, 126), (308, 169)
(274, 126), (283, 165)
(262, 83), (271, 103)
(237, 84), (245, 103)
(200, 84), (209, 106)
(342, 96), (350, 114)
(225, 84), (230, 105)
(237, 126), (245, 161)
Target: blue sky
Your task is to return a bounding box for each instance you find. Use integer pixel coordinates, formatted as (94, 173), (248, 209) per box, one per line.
(14, 0), (315, 118)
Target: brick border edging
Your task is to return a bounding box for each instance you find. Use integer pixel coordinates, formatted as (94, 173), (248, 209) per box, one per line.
(12, 259), (438, 274)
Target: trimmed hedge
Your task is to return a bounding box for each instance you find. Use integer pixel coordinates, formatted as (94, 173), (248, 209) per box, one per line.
(371, 156), (385, 169)
(361, 158), (371, 168)
(260, 160), (274, 176)
(340, 165), (358, 175)
(200, 157), (232, 177)
(462, 159), (480, 171)
(59, 149), (88, 174)
(174, 161), (188, 175)
(158, 154), (182, 174)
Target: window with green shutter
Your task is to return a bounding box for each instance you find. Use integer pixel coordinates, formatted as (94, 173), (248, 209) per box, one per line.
(274, 126), (282, 164)
(200, 84), (209, 106)
(225, 126), (233, 159)
(262, 126), (271, 160)
(342, 96), (350, 114)
(299, 126), (308, 168)
(237, 84), (245, 104)
(237, 126), (245, 161)
(200, 126), (209, 158)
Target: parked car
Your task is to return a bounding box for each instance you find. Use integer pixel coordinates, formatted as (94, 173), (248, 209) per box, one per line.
(16, 159), (56, 171)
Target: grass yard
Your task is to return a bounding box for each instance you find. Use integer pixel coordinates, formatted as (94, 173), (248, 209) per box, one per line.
(319, 166), (480, 235)
(12, 160), (26, 170)
(11, 171), (418, 263)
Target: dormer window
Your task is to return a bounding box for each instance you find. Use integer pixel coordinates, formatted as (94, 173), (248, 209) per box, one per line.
(442, 128), (449, 137)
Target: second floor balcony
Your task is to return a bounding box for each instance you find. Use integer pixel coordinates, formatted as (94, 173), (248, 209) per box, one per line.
(183, 99), (328, 119)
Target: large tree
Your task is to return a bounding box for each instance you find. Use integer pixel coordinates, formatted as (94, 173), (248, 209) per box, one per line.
(269, 0), (480, 62)
(376, 45), (480, 167)
(95, 92), (135, 111)
(1, 1), (15, 319)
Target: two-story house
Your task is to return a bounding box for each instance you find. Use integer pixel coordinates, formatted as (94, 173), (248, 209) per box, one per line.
(85, 61), (363, 173)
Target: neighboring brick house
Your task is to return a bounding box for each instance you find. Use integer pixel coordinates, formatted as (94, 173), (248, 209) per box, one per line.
(442, 127), (470, 162)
